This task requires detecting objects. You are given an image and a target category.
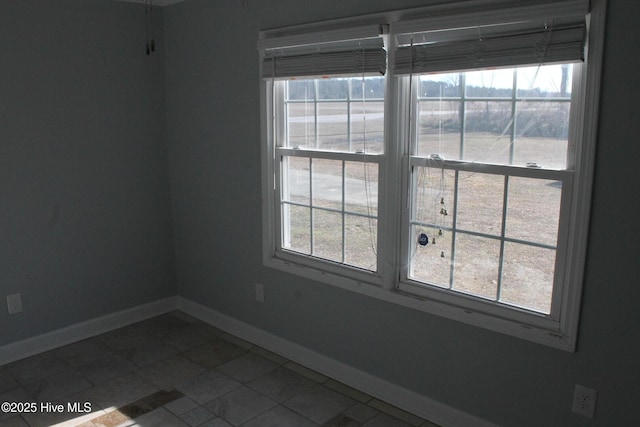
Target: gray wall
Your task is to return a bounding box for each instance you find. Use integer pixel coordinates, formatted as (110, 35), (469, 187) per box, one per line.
(164, 1), (638, 427)
(1, 0), (637, 425)
(0, 0), (176, 344)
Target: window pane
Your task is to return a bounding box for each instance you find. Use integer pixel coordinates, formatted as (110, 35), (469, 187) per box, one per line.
(465, 69), (514, 97)
(282, 204), (310, 255)
(282, 156), (310, 205)
(317, 78), (348, 100)
(506, 177), (561, 246)
(464, 101), (513, 164)
(456, 172), (504, 235)
(287, 80), (315, 101)
(501, 243), (555, 314)
(517, 64), (572, 98)
(312, 209), (343, 263)
(419, 73), (462, 98)
(412, 166), (455, 230)
(287, 102), (315, 149)
(351, 101), (384, 153)
(312, 159), (342, 210)
(452, 234), (500, 300)
(351, 76), (385, 99)
(409, 224), (452, 288)
(317, 102), (349, 151)
(515, 64), (572, 169)
(514, 102), (569, 169)
(345, 215), (377, 271)
(345, 161), (378, 216)
(417, 100), (461, 158)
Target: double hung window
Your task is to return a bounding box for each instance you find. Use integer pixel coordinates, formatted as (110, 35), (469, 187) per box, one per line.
(277, 76), (384, 271)
(396, 14), (587, 320)
(401, 65), (575, 317)
(261, 28), (387, 280)
(259, 0), (604, 350)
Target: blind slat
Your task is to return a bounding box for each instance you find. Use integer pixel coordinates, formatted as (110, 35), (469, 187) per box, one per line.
(262, 37), (386, 80)
(394, 19), (586, 75)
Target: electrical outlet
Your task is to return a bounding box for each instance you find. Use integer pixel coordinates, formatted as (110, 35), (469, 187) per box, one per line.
(7, 293), (23, 314)
(255, 283), (264, 303)
(572, 384), (597, 418)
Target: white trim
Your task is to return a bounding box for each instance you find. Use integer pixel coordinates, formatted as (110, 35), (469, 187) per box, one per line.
(559, 0), (608, 351)
(177, 297), (499, 427)
(277, 148), (384, 163)
(265, 256), (385, 293)
(266, 254), (573, 349)
(260, 78), (277, 270)
(0, 297), (177, 366)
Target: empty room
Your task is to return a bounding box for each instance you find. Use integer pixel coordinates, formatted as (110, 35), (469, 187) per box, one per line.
(1, 0), (638, 426)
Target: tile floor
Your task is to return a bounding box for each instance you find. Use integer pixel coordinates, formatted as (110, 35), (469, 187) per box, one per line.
(0, 311), (440, 427)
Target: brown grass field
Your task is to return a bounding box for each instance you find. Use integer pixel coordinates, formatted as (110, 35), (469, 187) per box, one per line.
(281, 101), (568, 314)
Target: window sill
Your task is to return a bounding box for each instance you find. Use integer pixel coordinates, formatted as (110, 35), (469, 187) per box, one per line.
(264, 254), (575, 352)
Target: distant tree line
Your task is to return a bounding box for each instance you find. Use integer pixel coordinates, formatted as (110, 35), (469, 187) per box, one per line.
(420, 79), (571, 139)
(420, 79), (568, 99)
(287, 77), (385, 100)
(287, 78), (569, 139)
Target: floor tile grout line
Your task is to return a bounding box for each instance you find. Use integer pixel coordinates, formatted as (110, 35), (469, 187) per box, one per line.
(1, 311), (436, 427)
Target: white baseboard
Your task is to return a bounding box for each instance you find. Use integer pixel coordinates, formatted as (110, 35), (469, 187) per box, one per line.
(177, 297), (497, 427)
(1, 296), (496, 427)
(0, 297), (178, 366)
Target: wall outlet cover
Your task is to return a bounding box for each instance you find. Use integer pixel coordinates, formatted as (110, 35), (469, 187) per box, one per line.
(7, 293), (23, 314)
(572, 384), (597, 418)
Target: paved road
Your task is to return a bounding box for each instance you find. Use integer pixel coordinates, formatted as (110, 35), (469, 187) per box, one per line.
(285, 169), (377, 208)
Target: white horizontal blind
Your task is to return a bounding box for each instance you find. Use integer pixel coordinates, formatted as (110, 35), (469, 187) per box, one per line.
(262, 37), (386, 80)
(394, 17), (586, 75)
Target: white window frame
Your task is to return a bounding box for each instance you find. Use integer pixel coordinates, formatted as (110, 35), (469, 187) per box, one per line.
(259, 0), (606, 351)
(274, 76), (385, 274)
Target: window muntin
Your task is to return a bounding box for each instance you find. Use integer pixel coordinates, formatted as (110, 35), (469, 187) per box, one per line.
(277, 76), (383, 272)
(405, 64), (575, 315)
